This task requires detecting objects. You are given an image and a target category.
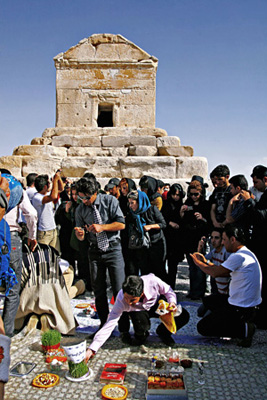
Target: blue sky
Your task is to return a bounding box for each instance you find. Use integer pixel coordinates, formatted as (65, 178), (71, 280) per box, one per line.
(1, 0), (266, 184)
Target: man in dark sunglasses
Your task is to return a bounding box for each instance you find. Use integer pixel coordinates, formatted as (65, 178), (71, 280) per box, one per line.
(74, 177), (126, 337)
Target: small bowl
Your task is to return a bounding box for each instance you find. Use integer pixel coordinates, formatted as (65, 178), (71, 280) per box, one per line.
(180, 359), (193, 368)
(155, 360), (165, 369)
(101, 384), (128, 400)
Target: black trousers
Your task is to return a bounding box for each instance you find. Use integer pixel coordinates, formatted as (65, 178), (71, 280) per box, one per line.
(119, 298), (190, 338)
(197, 302), (256, 339)
(127, 238), (167, 281)
(88, 242), (126, 329)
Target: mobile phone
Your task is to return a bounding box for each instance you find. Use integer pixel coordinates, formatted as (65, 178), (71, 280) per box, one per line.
(10, 361), (36, 377)
(187, 206), (193, 211)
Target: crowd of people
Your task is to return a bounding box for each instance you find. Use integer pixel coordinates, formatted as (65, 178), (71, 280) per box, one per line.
(0, 163), (266, 396)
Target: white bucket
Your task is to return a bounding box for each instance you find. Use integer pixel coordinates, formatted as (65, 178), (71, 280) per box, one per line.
(62, 340), (86, 364)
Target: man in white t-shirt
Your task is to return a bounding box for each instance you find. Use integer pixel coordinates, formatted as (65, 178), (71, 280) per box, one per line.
(32, 171), (64, 252)
(191, 225), (262, 347)
(25, 173), (38, 202)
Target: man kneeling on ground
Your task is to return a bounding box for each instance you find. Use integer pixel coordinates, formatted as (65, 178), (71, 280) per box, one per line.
(191, 225), (262, 347)
(85, 274), (189, 361)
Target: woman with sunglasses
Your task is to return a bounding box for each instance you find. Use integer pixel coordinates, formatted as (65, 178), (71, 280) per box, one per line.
(180, 179), (211, 300)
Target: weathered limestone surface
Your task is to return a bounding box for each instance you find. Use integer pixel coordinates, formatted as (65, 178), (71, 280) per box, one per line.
(176, 157), (208, 179)
(61, 156), (176, 179)
(13, 145), (67, 158)
(102, 135), (156, 147)
(21, 157), (62, 177)
(158, 146), (194, 157)
(156, 137), (181, 147)
(54, 34), (158, 128)
(119, 157), (176, 179)
(52, 136), (101, 148)
(61, 157), (120, 178)
(67, 147), (128, 157)
(128, 146), (158, 157)
(3, 34), (208, 183)
(42, 127), (167, 138)
(31, 137), (52, 145)
(0, 156), (22, 177)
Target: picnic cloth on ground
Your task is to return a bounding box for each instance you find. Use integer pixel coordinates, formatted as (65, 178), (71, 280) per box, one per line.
(15, 244), (76, 334)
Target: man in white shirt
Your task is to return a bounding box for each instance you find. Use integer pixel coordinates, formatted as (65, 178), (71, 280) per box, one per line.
(32, 171), (63, 252)
(25, 173), (38, 202)
(191, 225), (262, 347)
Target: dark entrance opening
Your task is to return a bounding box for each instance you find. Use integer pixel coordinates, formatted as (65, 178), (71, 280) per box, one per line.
(97, 104), (113, 127)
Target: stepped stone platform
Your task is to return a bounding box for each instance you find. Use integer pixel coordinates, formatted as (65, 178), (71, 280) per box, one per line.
(0, 34), (208, 186)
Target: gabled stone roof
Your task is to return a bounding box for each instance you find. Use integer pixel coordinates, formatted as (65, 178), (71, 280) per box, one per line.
(54, 33), (158, 66)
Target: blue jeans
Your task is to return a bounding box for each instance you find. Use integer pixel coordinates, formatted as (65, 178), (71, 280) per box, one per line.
(88, 241), (126, 327)
(2, 232), (22, 337)
(186, 253), (207, 299)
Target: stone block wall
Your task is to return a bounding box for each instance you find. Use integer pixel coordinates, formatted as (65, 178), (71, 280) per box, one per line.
(0, 34), (209, 185)
(1, 127), (208, 182)
(54, 34), (158, 129)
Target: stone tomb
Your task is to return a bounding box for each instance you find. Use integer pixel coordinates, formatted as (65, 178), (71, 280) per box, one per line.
(0, 34), (208, 184)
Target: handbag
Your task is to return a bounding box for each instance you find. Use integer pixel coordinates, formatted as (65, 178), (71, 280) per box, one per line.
(128, 224), (151, 249)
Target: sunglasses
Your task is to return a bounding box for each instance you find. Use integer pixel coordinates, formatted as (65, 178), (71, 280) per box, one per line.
(189, 192), (200, 197)
(78, 194), (92, 201)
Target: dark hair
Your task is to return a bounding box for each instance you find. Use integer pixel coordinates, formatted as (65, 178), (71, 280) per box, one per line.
(169, 183), (185, 198)
(76, 177), (97, 195)
(83, 172), (96, 181)
(157, 179), (165, 189)
(34, 174), (49, 192)
(223, 224), (246, 244)
(229, 175), (248, 190)
(26, 173), (38, 187)
(0, 168), (11, 174)
(211, 164), (230, 178)
(250, 165), (267, 180)
(211, 228), (223, 237)
(95, 181), (101, 191)
(122, 275), (144, 297)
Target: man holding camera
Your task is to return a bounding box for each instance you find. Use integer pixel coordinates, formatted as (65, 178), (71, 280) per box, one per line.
(31, 170), (64, 252)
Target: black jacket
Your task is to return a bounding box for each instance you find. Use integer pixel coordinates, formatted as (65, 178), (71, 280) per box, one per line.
(126, 205), (166, 244)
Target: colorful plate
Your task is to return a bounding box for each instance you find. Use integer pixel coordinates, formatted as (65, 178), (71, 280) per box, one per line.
(65, 368), (93, 382)
(101, 384), (128, 400)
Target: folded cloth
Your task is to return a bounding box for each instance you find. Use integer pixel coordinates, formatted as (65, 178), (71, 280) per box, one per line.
(0, 334), (11, 383)
(156, 299), (182, 334)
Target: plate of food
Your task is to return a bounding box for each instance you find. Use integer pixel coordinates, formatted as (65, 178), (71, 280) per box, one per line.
(101, 384), (128, 400)
(32, 373), (60, 388)
(75, 303), (91, 309)
(65, 368), (93, 382)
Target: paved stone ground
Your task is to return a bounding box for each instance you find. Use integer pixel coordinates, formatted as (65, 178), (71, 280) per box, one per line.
(4, 262), (267, 400)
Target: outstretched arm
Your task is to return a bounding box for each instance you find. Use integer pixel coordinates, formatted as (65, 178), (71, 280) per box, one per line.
(190, 252), (231, 278)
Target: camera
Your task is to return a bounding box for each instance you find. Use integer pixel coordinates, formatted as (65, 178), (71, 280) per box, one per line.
(187, 206), (193, 211)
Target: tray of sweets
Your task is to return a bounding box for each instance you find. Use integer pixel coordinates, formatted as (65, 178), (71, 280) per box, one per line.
(147, 370), (187, 397)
